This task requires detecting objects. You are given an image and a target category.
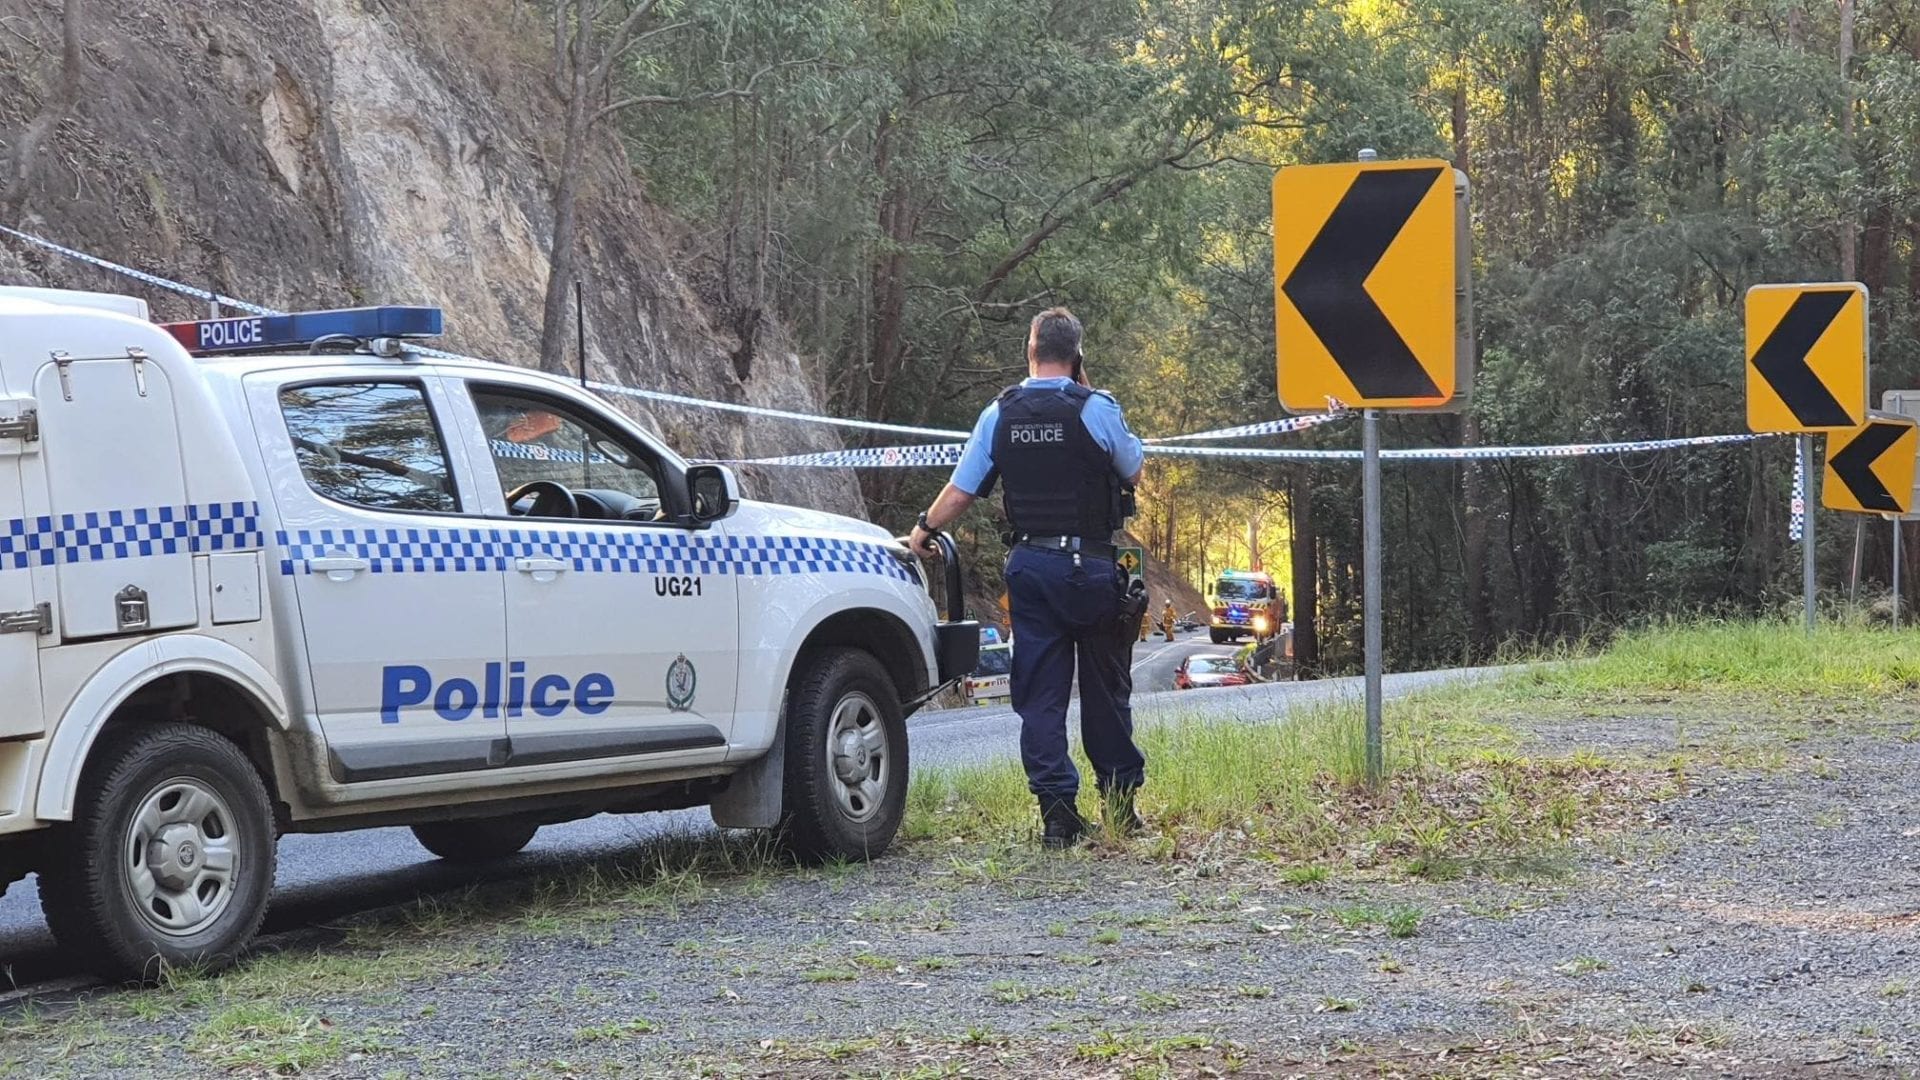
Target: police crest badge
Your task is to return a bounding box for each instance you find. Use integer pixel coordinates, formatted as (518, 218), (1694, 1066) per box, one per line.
(666, 654), (697, 712)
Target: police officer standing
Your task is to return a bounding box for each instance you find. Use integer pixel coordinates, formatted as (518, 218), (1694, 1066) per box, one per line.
(909, 308), (1146, 848)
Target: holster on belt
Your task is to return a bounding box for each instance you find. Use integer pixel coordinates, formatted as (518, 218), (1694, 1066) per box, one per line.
(1117, 578), (1149, 637)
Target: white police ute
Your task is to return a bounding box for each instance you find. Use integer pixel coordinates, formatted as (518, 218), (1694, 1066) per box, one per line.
(0, 287), (977, 979)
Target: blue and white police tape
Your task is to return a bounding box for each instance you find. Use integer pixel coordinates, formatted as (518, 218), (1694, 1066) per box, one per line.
(0, 225), (1790, 467)
(720, 443), (966, 468)
(1, 224), (1367, 447)
(1145, 408), (1348, 443)
(1790, 445), (1806, 542)
(1156, 430), (1780, 462)
(0, 223), (278, 316)
(726, 430), (1782, 468)
(586, 381), (968, 439)
(0, 223), (975, 441)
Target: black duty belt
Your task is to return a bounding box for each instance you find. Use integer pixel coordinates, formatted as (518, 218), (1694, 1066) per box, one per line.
(1014, 535), (1117, 561)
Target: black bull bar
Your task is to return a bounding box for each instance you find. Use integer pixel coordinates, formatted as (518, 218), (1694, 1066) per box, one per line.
(902, 530), (978, 711)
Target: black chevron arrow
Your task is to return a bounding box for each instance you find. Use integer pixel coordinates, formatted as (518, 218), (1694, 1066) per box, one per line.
(1830, 421), (1906, 513)
(1283, 167), (1445, 400)
(1751, 290), (1855, 427)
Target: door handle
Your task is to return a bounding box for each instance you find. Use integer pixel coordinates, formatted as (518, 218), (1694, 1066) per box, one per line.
(515, 557), (570, 582)
(308, 556), (370, 582)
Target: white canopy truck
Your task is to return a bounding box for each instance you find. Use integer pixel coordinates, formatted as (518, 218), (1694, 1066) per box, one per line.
(0, 288), (976, 979)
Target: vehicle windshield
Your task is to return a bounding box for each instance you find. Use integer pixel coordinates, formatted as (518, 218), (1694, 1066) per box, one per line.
(974, 648), (1012, 676)
(1215, 579), (1269, 601)
(1189, 657), (1240, 674)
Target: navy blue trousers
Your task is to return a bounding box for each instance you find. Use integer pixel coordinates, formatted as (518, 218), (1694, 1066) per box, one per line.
(1005, 545), (1147, 799)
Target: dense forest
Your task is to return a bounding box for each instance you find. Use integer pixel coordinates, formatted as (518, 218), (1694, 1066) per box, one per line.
(533, 0), (1920, 673)
(13, 0), (1902, 672)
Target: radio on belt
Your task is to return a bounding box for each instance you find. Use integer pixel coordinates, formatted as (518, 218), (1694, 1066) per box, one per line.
(160, 305), (443, 354)
(0, 285), (978, 984)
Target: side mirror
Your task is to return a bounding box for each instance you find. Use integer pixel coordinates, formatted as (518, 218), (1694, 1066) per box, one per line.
(687, 463), (740, 523)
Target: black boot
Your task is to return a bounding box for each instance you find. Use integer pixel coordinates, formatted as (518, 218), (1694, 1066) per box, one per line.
(1101, 787), (1145, 836)
(1039, 797), (1089, 850)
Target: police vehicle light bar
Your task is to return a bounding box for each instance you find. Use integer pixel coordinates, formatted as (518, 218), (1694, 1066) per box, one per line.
(160, 306), (443, 354)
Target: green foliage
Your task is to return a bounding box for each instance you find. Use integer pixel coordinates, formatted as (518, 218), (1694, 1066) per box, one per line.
(600, 0), (1920, 665)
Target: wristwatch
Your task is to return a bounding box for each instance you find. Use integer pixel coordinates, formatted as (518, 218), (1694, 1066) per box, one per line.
(916, 512), (936, 534)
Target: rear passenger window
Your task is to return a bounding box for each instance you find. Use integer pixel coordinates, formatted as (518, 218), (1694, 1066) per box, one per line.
(280, 382), (459, 513)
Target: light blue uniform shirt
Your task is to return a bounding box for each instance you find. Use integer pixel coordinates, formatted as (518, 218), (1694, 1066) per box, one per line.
(950, 376), (1144, 498)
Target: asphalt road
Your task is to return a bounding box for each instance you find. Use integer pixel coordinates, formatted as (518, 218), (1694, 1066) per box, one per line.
(0, 632), (1495, 988)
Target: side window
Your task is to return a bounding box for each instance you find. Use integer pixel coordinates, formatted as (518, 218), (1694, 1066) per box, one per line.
(470, 386), (662, 519)
(280, 382), (460, 513)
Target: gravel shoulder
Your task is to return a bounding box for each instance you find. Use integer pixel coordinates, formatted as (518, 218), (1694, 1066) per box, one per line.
(4, 693), (1918, 1078)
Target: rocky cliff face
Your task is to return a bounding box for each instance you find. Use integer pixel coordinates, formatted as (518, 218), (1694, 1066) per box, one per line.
(0, 0), (860, 514)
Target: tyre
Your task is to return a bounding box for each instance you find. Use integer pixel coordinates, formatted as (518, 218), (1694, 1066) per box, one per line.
(39, 723), (276, 982)
(410, 818), (539, 862)
(780, 647), (908, 863)
(1209, 629), (1229, 644)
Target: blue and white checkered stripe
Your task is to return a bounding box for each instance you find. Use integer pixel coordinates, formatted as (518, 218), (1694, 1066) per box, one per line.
(0, 502), (263, 570)
(276, 527), (915, 582)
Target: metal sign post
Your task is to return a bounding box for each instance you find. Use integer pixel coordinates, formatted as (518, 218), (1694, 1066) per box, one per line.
(1272, 148), (1470, 789)
(1894, 518), (1903, 629)
(1850, 518), (1865, 609)
(1362, 408), (1383, 784)
(1802, 434), (1817, 633)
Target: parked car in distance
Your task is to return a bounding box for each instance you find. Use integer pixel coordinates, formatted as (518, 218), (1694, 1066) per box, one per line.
(965, 642), (1012, 705)
(1175, 654), (1249, 690)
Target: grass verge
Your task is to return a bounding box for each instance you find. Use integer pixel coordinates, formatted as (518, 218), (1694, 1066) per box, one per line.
(1495, 619), (1920, 699)
(904, 688), (1643, 877)
(908, 619), (1920, 876)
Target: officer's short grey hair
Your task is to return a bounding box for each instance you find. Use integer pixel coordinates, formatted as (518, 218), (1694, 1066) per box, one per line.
(1029, 307), (1083, 366)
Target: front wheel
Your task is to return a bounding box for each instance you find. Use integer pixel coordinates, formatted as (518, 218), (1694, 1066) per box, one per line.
(780, 647), (908, 862)
(410, 818), (539, 863)
(39, 724), (276, 982)
(1209, 629), (1229, 644)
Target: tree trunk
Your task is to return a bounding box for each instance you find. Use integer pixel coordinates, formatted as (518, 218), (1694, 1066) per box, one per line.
(539, 90), (591, 375)
(1161, 489), (1177, 562)
(866, 111), (913, 420)
(1839, 0), (1857, 279)
(1, 0), (84, 217)
(1450, 73), (1490, 658)
(1288, 470), (1319, 677)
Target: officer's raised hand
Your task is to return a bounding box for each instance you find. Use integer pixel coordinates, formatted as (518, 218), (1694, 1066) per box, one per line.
(907, 510), (950, 559)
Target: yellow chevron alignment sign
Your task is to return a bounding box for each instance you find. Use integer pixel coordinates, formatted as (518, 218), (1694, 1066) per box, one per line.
(1823, 414), (1918, 515)
(1746, 283), (1868, 433)
(1273, 159), (1467, 412)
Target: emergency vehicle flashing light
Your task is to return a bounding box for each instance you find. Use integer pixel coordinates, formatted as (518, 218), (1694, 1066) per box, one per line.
(160, 305), (443, 355)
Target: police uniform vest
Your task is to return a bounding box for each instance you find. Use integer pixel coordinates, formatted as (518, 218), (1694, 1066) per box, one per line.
(988, 383), (1125, 540)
